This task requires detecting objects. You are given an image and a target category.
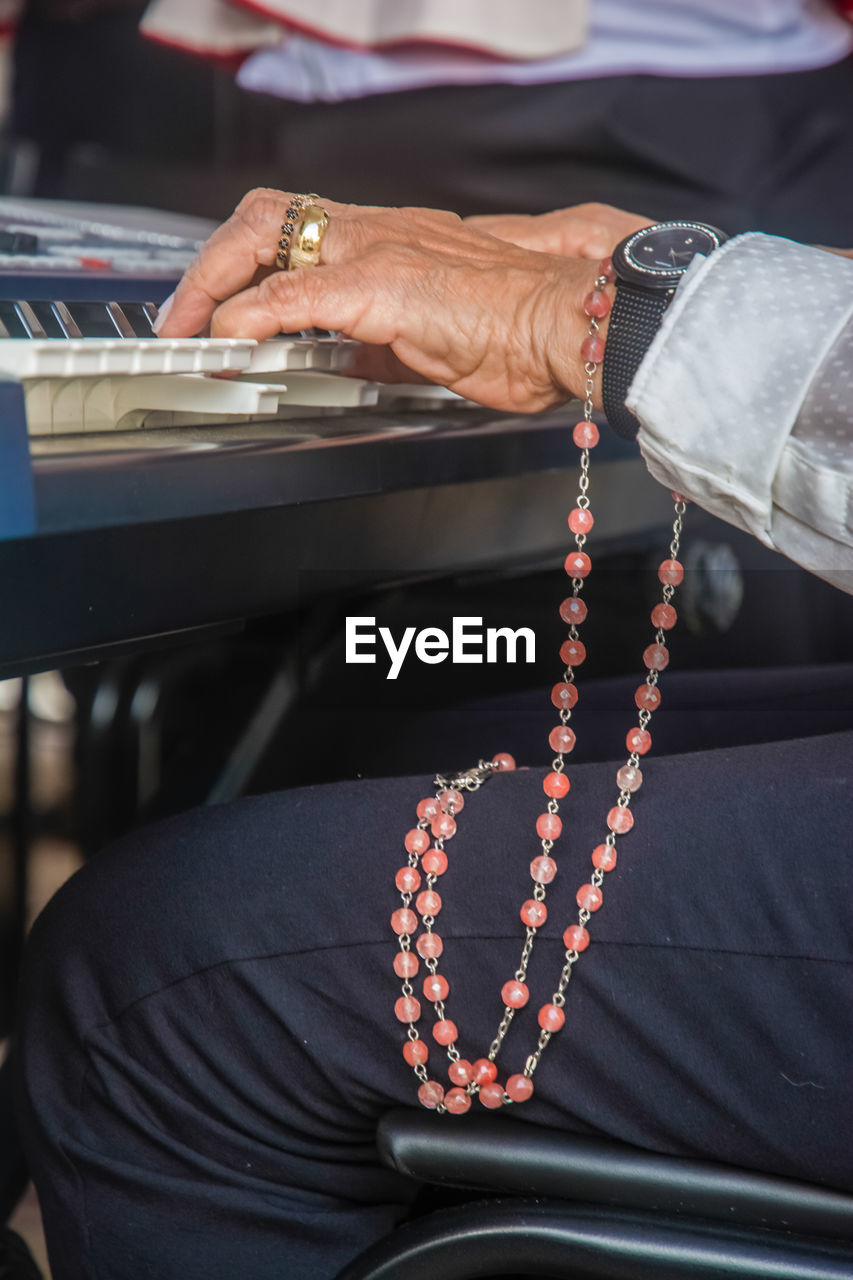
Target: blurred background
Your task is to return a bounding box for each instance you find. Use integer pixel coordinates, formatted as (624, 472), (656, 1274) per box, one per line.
(2, 1), (853, 1272)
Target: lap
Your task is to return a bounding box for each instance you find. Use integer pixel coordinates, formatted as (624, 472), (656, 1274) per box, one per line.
(16, 703), (853, 1277)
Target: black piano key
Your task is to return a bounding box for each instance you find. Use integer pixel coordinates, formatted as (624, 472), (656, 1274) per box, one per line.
(0, 302), (25, 337)
(0, 301), (46, 338)
(29, 301), (66, 338)
(62, 301), (135, 339)
(119, 302), (158, 338)
(50, 302), (83, 339)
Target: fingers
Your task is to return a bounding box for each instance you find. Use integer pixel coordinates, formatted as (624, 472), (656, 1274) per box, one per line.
(156, 188), (360, 338)
(467, 204), (652, 260)
(466, 212), (562, 254)
(209, 249), (405, 346)
(156, 190), (464, 338)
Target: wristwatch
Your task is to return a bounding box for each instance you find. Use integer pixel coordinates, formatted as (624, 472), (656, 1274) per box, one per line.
(601, 220), (728, 440)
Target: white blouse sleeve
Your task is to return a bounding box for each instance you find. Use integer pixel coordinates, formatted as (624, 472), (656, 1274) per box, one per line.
(626, 233), (853, 594)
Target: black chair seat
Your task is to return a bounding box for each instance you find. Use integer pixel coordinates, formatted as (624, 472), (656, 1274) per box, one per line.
(337, 1110), (853, 1280)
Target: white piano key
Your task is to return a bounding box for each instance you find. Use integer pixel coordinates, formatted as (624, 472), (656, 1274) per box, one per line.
(23, 369), (381, 434)
(0, 337), (256, 379)
(243, 335), (359, 376)
(25, 373), (287, 434)
(270, 371), (378, 407)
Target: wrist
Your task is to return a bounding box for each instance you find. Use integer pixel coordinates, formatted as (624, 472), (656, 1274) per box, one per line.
(544, 259), (613, 409)
(602, 220), (728, 439)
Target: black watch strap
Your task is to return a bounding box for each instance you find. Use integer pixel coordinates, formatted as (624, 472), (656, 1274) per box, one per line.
(601, 283), (672, 441)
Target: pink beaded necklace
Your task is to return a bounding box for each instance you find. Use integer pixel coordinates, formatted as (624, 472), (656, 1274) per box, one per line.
(391, 258), (688, 1114)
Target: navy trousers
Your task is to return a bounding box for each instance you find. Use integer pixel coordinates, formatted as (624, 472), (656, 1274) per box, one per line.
(15, 667), (853, 1279)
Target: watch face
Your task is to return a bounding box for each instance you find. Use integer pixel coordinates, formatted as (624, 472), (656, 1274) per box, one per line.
(615, 222), (726, 286)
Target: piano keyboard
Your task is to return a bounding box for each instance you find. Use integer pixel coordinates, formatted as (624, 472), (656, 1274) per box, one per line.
(0, 298), (466, 436)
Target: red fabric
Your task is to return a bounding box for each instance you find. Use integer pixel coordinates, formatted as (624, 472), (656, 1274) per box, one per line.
(141, 27), (250, 69)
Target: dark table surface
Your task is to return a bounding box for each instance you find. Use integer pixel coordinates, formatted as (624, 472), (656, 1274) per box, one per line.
(0, 405), (672, 678)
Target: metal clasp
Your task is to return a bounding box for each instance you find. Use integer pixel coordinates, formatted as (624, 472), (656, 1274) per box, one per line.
(435, 760), (498, 793)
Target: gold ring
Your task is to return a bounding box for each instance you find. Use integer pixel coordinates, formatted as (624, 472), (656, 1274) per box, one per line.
(276, 193), (318, 270)
(288, 204), (329, 271)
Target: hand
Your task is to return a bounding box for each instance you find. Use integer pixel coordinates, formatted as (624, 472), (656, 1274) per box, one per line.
(466, 202), (652, 260)
(155, 188), (606, 413)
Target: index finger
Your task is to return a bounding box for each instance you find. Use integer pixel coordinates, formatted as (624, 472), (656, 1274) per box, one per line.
(155, 188), (357, 338)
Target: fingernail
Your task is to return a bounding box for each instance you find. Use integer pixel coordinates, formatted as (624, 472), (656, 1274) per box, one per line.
(151, 292), (174, 334)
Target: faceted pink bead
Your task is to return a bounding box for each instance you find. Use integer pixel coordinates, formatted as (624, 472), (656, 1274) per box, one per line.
(444, 1087), (472, 1115)
(432, 1019), (458, 1045)
(416, 797), (441, 822)
(405, 828), (430, 855)
(403, 1039), (428, 1066)
(395, 995), (421, 1023)
(551, 681), (578, 711)
(643, 643), (669, 671)
(391, 908), (417, 936)
(580, 334), (605, 364)
(520, 899), (548, 928)
(559, 596), (588, 626)
(449, 1059), (473, 1086)
(599, 256), (617, 283)
(422, 848), (448, 876)
(592, 843), (618, 872)
(493, 752), (516, 771)
(416, 932), (443, 959)
(626, 727), (652, 755)
(616, 763), (643, 792)
(565, 550), (591, 578)
(501, 979), (530, 1008)
(670, 491), (690, 504)
(530, 854), (558, 884)
(423, 973), (449, 1002)
(576, 883), (603, 912)
(607, 805), (634, 834)
(538, 1003), (565, 1032)
(658, 558), (684, 586)
(573, 420), (600, 449)
(583, 289), (611, 318)
(431, 812), (457, 840)
(651, 603), (677, 630)
(416, 889), (442, 917)
(549, 725), (576, 755)
(395, 866), (421, 894)
(568, 508), (594, 534)
(438, 788), (464, 814)
(472, 1058), (498, 1085)
(535, 813), (562, 841)
(544, 771), (570, 798)
(560, 638), (586, 667)
(563, 923), (590, 952)
(418, 1080), (445, 1110)
(478, 1081), (506, 1109)
(506, 1073), (534, 1103)
(634, 684), (661, 712)
(394, 951), (419, 979)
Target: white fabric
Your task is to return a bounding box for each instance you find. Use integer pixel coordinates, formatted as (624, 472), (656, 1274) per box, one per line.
(141, 0), (587, 61)
(240, 0), (588, 59)
(627, 235), (853, 593)
(141, 0), (282, 56)
(235, 0), (853, 104)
